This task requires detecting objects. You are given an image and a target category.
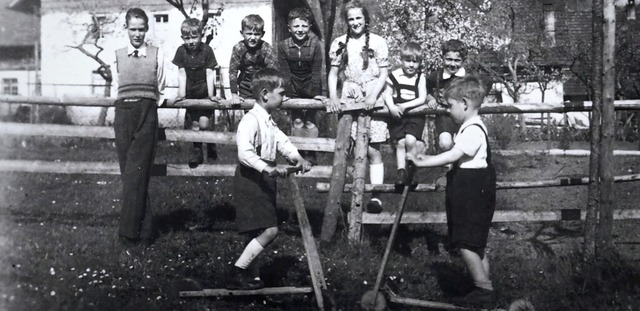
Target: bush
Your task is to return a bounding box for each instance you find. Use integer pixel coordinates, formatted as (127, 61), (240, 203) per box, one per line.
(483, 114), (519, 149)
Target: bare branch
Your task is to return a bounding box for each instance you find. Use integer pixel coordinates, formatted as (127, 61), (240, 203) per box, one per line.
(166, 0), (190, 19)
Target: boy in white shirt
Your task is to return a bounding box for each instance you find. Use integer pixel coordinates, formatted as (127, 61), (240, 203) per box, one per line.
(408, 75), (496, 308)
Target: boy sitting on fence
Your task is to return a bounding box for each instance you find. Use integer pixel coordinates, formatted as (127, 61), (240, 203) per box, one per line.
(228, 14), (278, 105)
(227, 68), (312, 290)
(172, 18), (220, 168)
(278, 7), (324, 163)
(408, 75), (497, 308)
(384, 42), (428, 184)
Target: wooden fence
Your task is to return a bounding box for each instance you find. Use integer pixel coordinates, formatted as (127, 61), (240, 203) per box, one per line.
(2, 95), (640, 242)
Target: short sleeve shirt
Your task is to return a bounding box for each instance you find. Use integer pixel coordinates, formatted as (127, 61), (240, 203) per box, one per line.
(172, 43), (218, 97)
(328, 33), (389, 83)
(452, 116), (488, 169)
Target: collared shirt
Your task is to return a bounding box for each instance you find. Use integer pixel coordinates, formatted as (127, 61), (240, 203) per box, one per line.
(228, 40), (277, 95)
(112, 43), (166, 105)
(236, 104), (301, 172)
(442, 67), (466, 80)
(277, 35), (323, 96)
(452, 115), (488, 169)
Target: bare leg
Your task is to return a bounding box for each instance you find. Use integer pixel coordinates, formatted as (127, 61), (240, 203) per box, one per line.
(459, 248), (493, 290)
(396, 139), (406, 170)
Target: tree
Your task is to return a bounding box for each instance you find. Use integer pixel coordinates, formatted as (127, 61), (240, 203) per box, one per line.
(165, 0), (219, 44)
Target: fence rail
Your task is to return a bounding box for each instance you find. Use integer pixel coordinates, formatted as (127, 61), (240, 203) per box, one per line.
(3, 95), (640, 114)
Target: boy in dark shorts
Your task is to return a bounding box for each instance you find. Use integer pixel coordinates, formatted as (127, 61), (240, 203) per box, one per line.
(408, 75), (497, 308)
(173, 18), (220, 167)
(385, 42), (428, 184)
(227, 68), (312, 290)
(228, 14), (277, 105)
(278, 7), (324, 162)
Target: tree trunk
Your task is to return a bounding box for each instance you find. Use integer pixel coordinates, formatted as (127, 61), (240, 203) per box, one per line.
(348, 113), (370, 243)
(320, 113), (353, 242)
(584, 0), (604, 261)
(97, 80), (111, 126)
(597, 0), (616, 256)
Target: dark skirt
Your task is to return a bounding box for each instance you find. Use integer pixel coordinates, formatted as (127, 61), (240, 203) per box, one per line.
(445, 166), (496, 248)
(389, 116), (426, 141)
(232, 163), (278, 233)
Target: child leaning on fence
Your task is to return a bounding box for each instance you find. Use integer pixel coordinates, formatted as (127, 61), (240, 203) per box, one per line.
(384, 42), (428, 184)
(172, 18), (220, 168)
(407, 75), (497, 309)
(112, 7), (166, 247)
(278, 7), (324, 163)
(228, 14), (277, 105)
(327, 0), (391, 213)
(227, 68), (312, 290)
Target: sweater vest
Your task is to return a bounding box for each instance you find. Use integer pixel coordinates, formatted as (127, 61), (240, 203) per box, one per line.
(116, 46), (159, 100)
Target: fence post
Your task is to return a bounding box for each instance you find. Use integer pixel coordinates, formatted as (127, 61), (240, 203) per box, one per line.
(597, 0), (616, 255)
(585, 0), (604, 261)
(348, 113), (370, 242)
(321, 113), (353, 242)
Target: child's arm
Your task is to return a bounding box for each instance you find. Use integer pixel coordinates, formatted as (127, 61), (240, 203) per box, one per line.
(275, 129), (312, 173)
(311, 40), (324, 95)
(407, 148), (464, 167)
(205, 46), (219, 100)
(176, 68), (186, 101)
(277, 42), (292, 95)
(398, 73), (428, 111)
(206, 68), (216, 99)
(237, 115), (270, 172)
(327, 66), (341, 113)
(264, 42), (278, 70)
(384, 84), (402, 119)
(363, 67), (389, 110)
(228, 44), (244, 103)
(157, 47), (167, 106)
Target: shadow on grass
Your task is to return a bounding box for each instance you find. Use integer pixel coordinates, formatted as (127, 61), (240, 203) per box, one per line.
(431, 261), (474, 298)
(156, 202), (236, 233)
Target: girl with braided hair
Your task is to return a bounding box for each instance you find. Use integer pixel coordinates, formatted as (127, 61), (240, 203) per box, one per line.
(328, 0), (391, 213)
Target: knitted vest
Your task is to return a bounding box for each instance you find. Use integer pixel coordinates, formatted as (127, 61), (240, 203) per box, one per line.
(116, 46), (159, 100)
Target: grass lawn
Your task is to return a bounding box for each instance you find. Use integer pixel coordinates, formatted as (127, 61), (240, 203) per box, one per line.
(1, 135), (640, 310)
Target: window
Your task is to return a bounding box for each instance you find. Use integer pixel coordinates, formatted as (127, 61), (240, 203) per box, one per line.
(154, 14), (169, 23)
(2, 78), (18, 95)
(543, 4), (556, 47)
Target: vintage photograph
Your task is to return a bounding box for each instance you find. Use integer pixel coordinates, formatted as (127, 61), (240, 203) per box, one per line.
(1, 0), (639, 310)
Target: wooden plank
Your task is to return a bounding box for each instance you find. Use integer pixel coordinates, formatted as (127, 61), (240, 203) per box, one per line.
(3, 94), (640, 113)
(348, 114), (370, 242)
(0, 160), (332, 178)
(320, 113), (353, 242)
(361, 209), (640, 224)
(0, 122), (336, 152)
(179, 286), (313, 297)
(288, 175), (326, 310)
(315, 173), (640, 193)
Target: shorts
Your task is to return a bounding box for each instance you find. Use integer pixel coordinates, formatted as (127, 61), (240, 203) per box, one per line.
(233, 164), (278, 233)
(435, 115), (459, 138)
(389, 116), (426, 141)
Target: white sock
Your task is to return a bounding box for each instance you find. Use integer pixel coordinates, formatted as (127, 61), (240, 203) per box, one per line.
(234, 238), (264, 269)
(370, 163), (384, 185)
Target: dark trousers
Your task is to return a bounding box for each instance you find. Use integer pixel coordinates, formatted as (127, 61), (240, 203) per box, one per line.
(114, 98), (158, 239)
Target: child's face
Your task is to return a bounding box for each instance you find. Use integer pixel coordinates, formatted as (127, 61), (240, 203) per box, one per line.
(401, 57), (420, 76)
(126, 17), (148, 49)
(444, 96), (468, 124)
(182, 33), (202, 51)
(346, 8), (366, 36)
(288, 18), (311, 42)
(261, 86), (286, 111)
(241, 27), (264, 49)
(443, 51), (464, 76)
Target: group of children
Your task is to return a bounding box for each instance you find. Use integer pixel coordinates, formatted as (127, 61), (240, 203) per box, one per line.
(114, 1), (496, 308)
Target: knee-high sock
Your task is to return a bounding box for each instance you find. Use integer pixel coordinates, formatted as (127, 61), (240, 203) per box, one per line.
(370, 163), (384, 185)
(234, 238), (264, 269)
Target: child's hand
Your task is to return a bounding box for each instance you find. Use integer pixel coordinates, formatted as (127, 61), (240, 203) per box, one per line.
(426, 96), (438, 109)
(265, 166), (288, 178)
(209, 96), (222, 102)
(328, 97), (342, 114)
(175, 95), (185, 102)
(231, 94), (245, 106)
(363, 94), (377, 110)
(296, 158), (313, 173)
(388, 105), (403, 119)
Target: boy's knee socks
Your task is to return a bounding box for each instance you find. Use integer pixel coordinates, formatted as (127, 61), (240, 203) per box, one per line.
(234, 238), (264, 269)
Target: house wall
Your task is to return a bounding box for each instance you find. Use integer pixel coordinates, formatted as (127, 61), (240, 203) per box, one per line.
(40, 0), (273, 125)
(0, 70), (38, 117)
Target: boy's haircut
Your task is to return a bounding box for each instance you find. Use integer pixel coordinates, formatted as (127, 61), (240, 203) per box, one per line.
(444, 75), (487, 108)
(442, 39), (468, 59)
(181, 18), (201, 37)
(125, 8), (148, 28)
(251, 68), (286, 100)
(288, 7), (313, 23)
(400, 42), (422, 62)
(242, 14), (265, 32)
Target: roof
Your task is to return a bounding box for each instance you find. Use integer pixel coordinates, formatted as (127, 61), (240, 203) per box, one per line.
(0, 0), (39, 47)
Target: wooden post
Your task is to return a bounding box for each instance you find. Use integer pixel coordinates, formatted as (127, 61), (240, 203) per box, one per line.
(348, 113), (370, 242)
(584, 0), (604, 260)
(320, 113), (353, 242)
(597, 0), (616, 255)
